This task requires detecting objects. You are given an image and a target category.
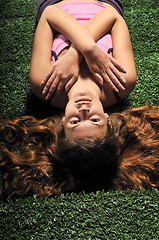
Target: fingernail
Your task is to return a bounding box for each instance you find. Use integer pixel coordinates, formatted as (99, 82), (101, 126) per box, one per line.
(123, 78), (126, 83)
(99, 79), (103, 85)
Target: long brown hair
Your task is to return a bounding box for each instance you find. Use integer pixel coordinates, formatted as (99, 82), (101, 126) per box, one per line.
(0, 116), (61, 200)
(112, 105), (159, 190)
(0, 105), (158, 200)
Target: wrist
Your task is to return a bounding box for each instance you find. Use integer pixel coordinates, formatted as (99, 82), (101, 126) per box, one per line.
(80, 40), (96, 56)
(82, 42), (100, 58)
(68, 45), (83, 64)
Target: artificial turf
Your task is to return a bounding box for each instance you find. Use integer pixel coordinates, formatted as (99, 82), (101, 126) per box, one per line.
(0, 190), (159, 239)
(0, 0), (159, 239)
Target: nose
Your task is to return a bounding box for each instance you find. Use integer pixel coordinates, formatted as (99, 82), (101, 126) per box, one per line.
(78, 105), (90, 112)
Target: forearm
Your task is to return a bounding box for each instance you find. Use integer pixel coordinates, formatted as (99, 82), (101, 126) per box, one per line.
(30, 15), (53, 85)
(64, 6), (118, 64)
(84, 6), (117, 42)
(43, 5), (116, 54)
(110, 15), (137, 97)
(44, 5), (95, 55)
(30, 5), (91, 84)
(86, 7), (137, 90)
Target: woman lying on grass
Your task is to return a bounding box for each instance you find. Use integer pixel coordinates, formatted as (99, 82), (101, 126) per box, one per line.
(0, 105), (158, 200)
(2, 1), (158, 200)
(30, 0), (137, 141)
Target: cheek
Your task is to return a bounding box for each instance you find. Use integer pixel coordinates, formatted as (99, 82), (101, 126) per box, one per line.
(64, 108), (77, 122)
(92, 102), (104, 113)
(65, 104), (73, 116)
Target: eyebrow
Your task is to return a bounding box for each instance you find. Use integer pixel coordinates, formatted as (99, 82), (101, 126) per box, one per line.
(67, 122), (105, 130)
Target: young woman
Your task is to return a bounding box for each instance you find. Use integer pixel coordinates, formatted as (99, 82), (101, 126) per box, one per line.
(30, 0), (137, 140)
(0, 105), (158, 200)
(3, 1), (156, 201)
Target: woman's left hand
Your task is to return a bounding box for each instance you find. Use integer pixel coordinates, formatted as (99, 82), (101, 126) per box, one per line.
(84, 44), (127, 92)
(41, 50), (79, 100)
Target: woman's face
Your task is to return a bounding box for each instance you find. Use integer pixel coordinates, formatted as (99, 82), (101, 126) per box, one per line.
(62, 92), (109, 140)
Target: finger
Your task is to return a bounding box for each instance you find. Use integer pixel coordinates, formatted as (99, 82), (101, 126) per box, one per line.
(53, 78), (67, 96)
(65, 75), (78, 92)
(102, 73), (119, 92)
(41, 71), (57, 96)
(42, 74), (57, 97)
(41, 66), (54, 85)
(42, 79), (53, 96)
(110, 56), (126, 73)
(106, 69), (125, 91)
(44, 76), (61, 100)
(111, 65), (126, 85)
(93, 72), (103, 85)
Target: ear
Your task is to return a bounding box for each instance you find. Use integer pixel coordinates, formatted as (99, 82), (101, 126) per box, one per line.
(62, 117), (65, 125)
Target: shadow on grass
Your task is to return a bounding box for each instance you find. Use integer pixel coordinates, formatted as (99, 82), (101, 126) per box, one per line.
(24, 92), (63, 119)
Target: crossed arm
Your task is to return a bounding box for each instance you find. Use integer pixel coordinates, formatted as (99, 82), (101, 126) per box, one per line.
(30, 4), (137, 103)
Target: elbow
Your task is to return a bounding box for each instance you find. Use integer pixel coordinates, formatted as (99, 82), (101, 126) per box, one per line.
(29, 60), (52, 100)
(29, 71), (44, 101)
(120, 72), (137, 99)
(127, 72), (137, 93)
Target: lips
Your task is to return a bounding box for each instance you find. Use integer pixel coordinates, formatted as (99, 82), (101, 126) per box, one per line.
(75, 98), (91, 103)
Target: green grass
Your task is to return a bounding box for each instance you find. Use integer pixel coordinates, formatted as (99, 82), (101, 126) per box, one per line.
(1, 190), (159, 239)
(0, 0), (159, 239)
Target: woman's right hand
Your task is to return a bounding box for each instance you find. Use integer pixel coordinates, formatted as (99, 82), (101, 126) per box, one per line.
(41, 49), (80, 101)
(84, 44), (127, 92)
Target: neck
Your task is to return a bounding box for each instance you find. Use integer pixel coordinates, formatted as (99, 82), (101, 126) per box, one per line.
(68, 76), (102, 101)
